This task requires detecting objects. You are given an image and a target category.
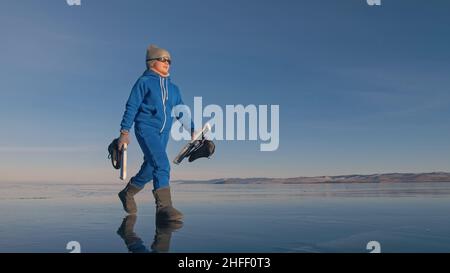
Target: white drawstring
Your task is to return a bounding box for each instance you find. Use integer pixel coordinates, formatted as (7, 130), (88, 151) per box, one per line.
(159, 76), (168, 133)
(165, 77), (169, 101)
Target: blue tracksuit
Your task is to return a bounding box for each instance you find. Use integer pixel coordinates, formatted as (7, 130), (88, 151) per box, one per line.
(120, 69), (194, 190)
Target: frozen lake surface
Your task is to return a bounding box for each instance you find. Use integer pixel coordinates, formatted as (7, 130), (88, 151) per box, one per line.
(0, 182), (449, 253)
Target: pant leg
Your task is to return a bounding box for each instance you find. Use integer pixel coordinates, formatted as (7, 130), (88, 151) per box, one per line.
(157, 131), (171, 189)
(160, 130), (170, 149)
(129, 154), (154, 189)
(134, 126), (171, 190)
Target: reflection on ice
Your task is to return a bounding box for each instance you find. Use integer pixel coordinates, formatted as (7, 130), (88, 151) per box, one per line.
(116, 215), (183, 253)
(0, 182), (449, 252)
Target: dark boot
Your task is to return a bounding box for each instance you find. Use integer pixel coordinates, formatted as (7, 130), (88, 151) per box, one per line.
(152, 187), (184, 221)
(118, 182), (142, 214)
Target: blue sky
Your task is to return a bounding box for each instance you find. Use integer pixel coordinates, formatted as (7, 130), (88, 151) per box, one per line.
(1, 0), (449, 183)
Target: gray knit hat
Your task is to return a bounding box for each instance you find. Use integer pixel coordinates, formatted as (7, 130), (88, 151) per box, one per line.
(146, 44), (171, 67)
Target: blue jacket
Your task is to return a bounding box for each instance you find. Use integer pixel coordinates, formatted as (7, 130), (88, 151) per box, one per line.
(120, 69), (194, 134)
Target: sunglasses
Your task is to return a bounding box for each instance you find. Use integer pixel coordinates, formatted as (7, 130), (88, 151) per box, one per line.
(147, 57), (172, 65)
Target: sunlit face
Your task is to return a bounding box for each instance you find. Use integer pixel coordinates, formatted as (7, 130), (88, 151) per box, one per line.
(151, 56), (171, 75)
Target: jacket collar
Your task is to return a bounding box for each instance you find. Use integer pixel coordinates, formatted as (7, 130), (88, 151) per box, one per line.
(143, 69), (170, 79)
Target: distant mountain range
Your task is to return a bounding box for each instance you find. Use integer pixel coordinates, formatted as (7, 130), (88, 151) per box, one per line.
(175, 172), (450, 184)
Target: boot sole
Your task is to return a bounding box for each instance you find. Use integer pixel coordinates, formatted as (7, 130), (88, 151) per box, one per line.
(156, 213), (184, 222)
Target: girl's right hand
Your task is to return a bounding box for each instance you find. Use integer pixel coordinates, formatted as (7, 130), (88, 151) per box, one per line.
(118, 131), (130, 150)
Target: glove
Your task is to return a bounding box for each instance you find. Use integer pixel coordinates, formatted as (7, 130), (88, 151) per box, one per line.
(118, 130), (130, 150)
